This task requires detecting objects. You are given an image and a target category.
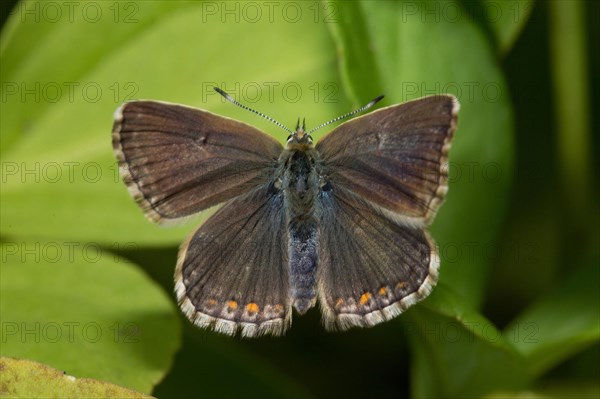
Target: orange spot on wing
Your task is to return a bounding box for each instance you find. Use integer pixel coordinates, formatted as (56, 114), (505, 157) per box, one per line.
(396, 281), (406, 290)
(334, 298), (344, 309)
(378, 287), (388, 296)
(246, 303), (259, 313)
(206, 299), (217, 306)
(227, 300), (238, 310)
(274, 304), (284, 314)
(359, 292), (372, 305)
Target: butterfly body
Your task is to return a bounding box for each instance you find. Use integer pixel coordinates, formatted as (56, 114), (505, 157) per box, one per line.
(113, 94), (459, 337)
(281, 145), (320, 315)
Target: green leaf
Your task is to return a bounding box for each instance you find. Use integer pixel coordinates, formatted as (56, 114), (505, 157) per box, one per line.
(155, 327), (313, 399)
(1, 1), (345, 244)
(484, 381), (600, 399)
(0, 241), (181, 393)
(481, 0), (535, 55)
(0, 1), (183, 153)
(504, 260), (600, 378)
(0, 357), (152, 399)
(548, 0), (594, 229)
(324, 1), (384, 105)
(327, 0), (514, 308)
(407, 285), (528, 398)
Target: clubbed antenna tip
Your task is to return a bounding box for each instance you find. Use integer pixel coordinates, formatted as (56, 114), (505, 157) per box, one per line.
(305, 94), (385, 135)
(214, 87), (293, 135)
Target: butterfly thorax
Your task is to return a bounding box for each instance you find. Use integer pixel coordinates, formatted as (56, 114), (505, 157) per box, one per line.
(281, 126), (317, 209)
(282, 149), (318, 212)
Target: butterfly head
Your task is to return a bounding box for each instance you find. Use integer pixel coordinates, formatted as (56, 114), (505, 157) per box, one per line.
(287, 117), (313, 146)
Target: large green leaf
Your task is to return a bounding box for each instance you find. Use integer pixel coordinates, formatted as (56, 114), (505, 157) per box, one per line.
(0, 357), (152, 399)
(0, 241), (181, 393)
(407, 285), (528, 398)
(504, 260), (600, 378)
(1, 1), (345, 244)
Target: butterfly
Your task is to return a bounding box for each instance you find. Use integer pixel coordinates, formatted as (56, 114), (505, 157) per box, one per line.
(112, 88), (459, 337)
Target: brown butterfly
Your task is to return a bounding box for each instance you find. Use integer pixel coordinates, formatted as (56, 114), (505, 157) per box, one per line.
(112, 88), (458, 337)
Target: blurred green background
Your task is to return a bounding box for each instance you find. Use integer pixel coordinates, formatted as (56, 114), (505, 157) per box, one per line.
(1, 1), (598, 398)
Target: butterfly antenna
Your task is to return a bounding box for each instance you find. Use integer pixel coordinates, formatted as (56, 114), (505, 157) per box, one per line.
(305, 94), (385, 136)
(214, 87), (294, 135)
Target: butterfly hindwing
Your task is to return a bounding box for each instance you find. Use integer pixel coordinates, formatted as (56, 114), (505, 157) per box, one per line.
(316, 95), (458, 224)
(112, 100), (283, 223)
(175, 182), (291, 337)
(316, 186), (439, 330)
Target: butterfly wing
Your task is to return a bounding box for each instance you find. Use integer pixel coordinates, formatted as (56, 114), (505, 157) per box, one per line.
(315, 95), (458, 330)
(112, 100), (283, 223)
(316, 185), (438, 330)
(315, 95), (458, 224)
(175, 182), (291, 337)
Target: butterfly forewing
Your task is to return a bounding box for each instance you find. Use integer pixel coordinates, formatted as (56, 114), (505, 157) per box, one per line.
(316, 95), (458, 224)
(316, 186), (439, 330)
(175, 182), (291, 337)
(112, 100), (283, 223)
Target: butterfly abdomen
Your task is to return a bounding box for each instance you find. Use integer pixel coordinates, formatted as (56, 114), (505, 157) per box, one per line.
(283, 149), (319, 314)
(288, 221), (318, 314)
